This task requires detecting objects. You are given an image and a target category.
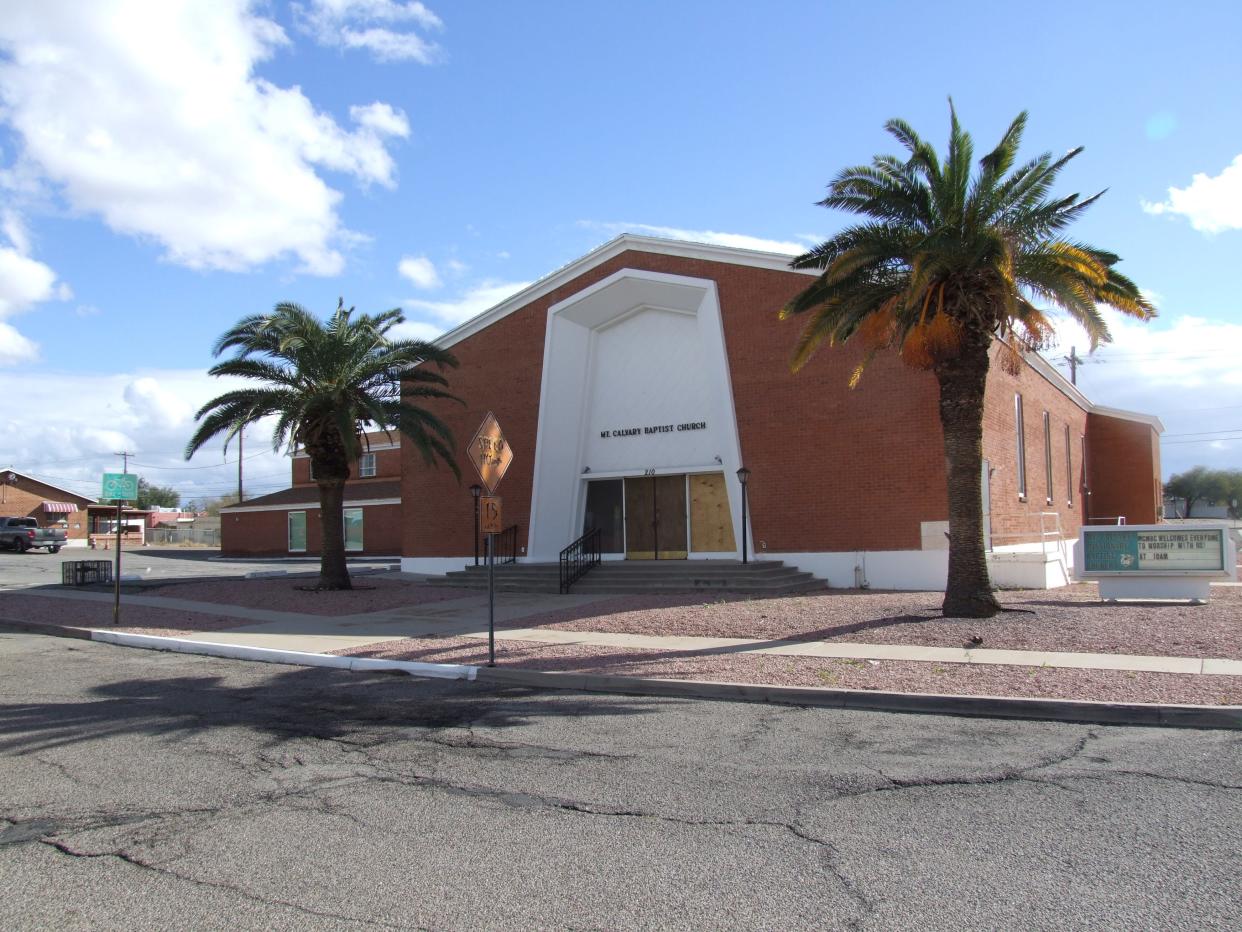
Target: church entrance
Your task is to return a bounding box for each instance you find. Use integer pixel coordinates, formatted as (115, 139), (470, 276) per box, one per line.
(582, 471), (736, 560)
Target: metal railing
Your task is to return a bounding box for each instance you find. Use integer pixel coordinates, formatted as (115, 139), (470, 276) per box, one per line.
(988, 511), (1069, 557)
(559, 527), (602, 594)
(493, 524), (519, 565)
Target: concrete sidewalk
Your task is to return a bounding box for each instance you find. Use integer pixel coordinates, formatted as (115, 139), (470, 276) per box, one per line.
(15, 586), (1242, 677)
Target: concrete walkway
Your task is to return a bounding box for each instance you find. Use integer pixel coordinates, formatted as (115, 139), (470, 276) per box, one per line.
(14, 586), (1242, 677)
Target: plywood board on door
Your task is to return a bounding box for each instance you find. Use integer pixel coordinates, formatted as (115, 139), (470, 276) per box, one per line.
(690, 472), (736, 553)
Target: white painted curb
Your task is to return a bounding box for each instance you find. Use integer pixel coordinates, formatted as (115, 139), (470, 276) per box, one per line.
(90, 630), (478, 681)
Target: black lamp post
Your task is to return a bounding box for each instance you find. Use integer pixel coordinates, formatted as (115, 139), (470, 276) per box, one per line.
(469, 484), (482, 566)
(736, 466), (751, 564)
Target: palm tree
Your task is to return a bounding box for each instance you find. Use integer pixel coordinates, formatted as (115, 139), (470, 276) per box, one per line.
(186, 300), (460, 589)
(782, 106), (1154, 617)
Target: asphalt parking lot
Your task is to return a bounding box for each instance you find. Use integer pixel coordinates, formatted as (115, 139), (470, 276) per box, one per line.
(0, 547), (398, 590)
(2, 632), (1240, 930)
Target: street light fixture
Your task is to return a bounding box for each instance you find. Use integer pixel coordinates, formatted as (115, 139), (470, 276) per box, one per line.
(469, 484), (482, 566)
(736, 466), (751, 564)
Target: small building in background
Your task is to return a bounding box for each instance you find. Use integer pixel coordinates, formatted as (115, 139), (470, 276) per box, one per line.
(219, 432), (401, 557)
(0, 469), (96, 545)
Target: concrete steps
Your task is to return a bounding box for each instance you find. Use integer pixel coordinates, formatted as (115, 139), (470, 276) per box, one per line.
(428, 560), (826, 595)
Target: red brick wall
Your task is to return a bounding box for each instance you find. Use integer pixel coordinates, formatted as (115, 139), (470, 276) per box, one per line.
(0, 478), (91, 540)
(1086, 413), (1162, 525)
(982, 356), (1089, 547)
(221, 503), (401, 557)
(291, 444), (401, 486)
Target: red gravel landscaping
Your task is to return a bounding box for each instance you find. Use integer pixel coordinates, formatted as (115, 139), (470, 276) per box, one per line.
(0, 592), (255, 637)
(335, 634), (1242, 707)
(139, 576), (477, 616)
(510, 584), (1242, 660)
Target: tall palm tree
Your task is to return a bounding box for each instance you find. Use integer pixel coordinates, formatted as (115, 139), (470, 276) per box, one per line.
(782, 106), (1154, 617)
(186, 300), (461, 590)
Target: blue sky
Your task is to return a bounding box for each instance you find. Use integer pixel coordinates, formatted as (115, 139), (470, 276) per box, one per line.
(1, 0), (1240, 504)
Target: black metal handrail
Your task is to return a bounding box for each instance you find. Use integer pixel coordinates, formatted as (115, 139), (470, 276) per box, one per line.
(559, 527), (602, 594)
(494, 524), (519, 565)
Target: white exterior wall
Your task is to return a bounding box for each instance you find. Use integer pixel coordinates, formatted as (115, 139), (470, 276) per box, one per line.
(526, 269), (750, 562)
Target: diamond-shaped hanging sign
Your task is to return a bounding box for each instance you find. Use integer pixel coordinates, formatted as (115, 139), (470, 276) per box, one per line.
(467, 412), (513, 494)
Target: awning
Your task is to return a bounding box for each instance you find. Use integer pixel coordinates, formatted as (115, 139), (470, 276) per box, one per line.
(42, 501), (77, 513)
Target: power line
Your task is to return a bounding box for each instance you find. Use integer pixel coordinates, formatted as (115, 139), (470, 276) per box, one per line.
(130, 449), (280, 471)
(1157, 432), (1242, 442)
(1162, 436), (1242, 445)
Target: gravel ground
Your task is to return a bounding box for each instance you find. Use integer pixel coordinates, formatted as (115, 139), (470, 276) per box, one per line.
(0, 592), (258, 637)
(0, 577), (477, 636)
(336, 635), (1242, 706)
(121, 576), (477, 616)
(512, 584), (1242, 659)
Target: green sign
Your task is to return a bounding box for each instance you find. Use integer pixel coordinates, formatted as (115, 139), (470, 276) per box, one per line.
(1083, 528), (1225, 573)
(101, 472), (139, 502)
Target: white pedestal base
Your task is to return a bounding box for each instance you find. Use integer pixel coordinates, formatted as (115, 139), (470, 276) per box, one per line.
(1098, 576), (1212, 602)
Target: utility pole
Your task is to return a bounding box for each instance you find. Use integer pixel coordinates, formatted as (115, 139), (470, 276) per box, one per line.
(237, 426), (244, 503)
(1067, 346), (1080, 386)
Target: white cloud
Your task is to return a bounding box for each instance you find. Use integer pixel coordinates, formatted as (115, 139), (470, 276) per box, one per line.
(0, 206), (70, 364)
(0, 2), (411, 276)
(1048, 309), (1242, 476)
(124, 376), (193, 430)
(581, 221), (807, 256)
(295, 0), (444, 63)
(0, 243), (57, 318)
(0, 368), (294, 503)
(397, 254), (441, 289)
(2, 209), (31, 255)
(0, 322), (39, 366)
(404, 279), (532, 327)
(388, 318), (447, 342)
(350, 101), (411, 138)
(1142, 154), (1242, 233)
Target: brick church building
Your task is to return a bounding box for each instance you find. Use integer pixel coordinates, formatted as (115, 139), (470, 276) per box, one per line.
(402, 235), (1161, 590)
(226, 235), (1163, 590)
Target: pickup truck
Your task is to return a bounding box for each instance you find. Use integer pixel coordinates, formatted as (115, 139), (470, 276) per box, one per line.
(0, 516), (68, 553)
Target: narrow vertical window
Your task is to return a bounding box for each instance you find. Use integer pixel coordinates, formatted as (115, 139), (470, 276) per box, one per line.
(1065, 425), (1073, 506)
(343, 508), (364, 551)
(1043, 412), (1053, 505)
(288, 511), (307, 552)
(1080, 435), (1088, 499)
(1015, 394), (1027, 500)
(359, 453), (377, 478)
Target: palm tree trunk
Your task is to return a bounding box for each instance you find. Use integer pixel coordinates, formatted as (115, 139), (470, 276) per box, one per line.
(935, 337), (1000, 618)
(316, 479), (352, 590)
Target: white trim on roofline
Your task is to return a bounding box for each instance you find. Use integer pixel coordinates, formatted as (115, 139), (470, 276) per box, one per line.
(1021, 349), (1163, 431)
(1089, 404), (1165, 433)
(0, 468), (97, 504)
(1021, 349), (1093, 413)
(220, 497), (401, 515)
(433, 234), (815, 352)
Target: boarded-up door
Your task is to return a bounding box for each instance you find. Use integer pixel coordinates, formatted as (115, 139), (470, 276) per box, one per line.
(624, 476), (687, 559)
(690, 472), (736, 553)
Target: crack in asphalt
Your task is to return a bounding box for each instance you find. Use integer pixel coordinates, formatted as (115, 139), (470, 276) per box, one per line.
(40, 837), (408, 929)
